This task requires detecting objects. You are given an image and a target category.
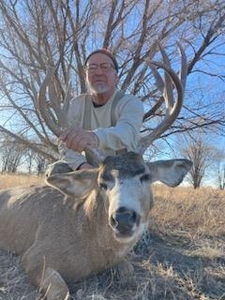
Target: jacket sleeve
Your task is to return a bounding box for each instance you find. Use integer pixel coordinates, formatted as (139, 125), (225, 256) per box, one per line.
(94, 95), (144, 151)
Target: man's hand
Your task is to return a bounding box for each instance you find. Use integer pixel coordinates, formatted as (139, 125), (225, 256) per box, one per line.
(59, 125), (99, 153)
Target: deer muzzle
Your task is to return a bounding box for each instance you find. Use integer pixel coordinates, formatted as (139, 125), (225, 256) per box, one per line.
(110, 207), (140, 238)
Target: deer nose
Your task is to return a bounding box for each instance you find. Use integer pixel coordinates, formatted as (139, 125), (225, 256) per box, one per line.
(110, 207), (140, 235)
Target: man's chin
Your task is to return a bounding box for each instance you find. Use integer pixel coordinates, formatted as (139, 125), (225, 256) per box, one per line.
(90, 84), (110, 94)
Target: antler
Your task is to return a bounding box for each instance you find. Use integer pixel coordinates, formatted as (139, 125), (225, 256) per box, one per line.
(138, 43), (187, 154)
(37, 68), (106, 166)
(37, 43), (187, 164)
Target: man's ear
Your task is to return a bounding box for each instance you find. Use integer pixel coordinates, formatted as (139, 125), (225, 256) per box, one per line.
(46, 169), (99, 198)
(147, 159), (192, 187)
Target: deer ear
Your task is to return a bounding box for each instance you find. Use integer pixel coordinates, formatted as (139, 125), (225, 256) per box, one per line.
(147, 159), (192, 187)
(46, 169), (99, 198)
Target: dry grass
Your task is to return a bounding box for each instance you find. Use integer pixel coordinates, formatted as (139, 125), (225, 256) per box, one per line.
(0, 173), (44, 190)
(0, 175), (224, 300)
(152, 185), (225, 239)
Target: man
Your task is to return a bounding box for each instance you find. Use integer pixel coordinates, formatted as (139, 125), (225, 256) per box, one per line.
(47, 49), (144, 175)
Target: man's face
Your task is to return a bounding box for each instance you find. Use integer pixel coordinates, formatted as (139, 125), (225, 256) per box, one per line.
(85, 53), (118, 95)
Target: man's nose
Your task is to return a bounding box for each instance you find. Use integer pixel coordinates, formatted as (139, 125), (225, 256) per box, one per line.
(94, 67), (105, 75)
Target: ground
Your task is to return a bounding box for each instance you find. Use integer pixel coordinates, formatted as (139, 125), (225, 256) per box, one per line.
(0, 176), (224, 299)
(0, 223), (224, 299)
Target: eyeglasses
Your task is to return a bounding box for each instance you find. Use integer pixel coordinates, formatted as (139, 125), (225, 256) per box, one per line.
(85, 63), (116, 73)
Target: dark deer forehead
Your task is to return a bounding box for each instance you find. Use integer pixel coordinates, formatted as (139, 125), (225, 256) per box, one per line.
(100, 152), (146, 180)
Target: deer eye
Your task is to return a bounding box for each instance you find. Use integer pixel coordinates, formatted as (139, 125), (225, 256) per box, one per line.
(140, 174), (151, 183)
(99, 183), (108, 190)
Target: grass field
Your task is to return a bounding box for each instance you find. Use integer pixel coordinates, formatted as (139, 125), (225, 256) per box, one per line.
(0, 174), (224, 300)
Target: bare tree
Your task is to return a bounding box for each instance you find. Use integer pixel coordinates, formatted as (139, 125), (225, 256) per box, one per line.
(0, 0), (224, 161)
(179, 133), (216, 189)
(217, 163), (225, 190)
(23, 149), (48, 174)
(33, 152), (49, 175)
(0, 138), (26, 173)
(20, 148), (48, 174)
(213, 149), (225, 190)
(219, 165), (225, 190)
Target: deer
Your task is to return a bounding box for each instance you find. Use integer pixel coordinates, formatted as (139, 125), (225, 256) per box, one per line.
(0, 44), (192, 300)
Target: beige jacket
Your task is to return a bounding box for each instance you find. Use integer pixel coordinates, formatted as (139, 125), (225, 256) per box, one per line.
(59, 90), (144, 170)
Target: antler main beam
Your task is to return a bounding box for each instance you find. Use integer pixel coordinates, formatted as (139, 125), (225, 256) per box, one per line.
(37, 68), (106, 166)
(138, 43), (187, 154)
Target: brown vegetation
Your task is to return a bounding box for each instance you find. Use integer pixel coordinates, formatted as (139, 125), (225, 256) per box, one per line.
(0, 173), (44, 190)
(0, 175), (224, 300)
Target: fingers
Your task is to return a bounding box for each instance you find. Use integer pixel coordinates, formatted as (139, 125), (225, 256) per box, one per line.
(72, 136), (88, 153)
(59, 126), (99, 152)
(59, 125), (79, 142)
(63, 129), (80, 149)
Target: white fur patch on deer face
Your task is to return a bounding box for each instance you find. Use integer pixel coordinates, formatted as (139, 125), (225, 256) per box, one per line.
(98, 152), (153, 243)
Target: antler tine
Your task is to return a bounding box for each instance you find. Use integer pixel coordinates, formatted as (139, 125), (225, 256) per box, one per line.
(138, 44), (186, 154)
(158, 43), (174, 111)
(48, 74), (68, 129)
(62, 81), (73, 115)
(144, 43), (180, 121)
(177, 42), (188, 89)
(37, 68), (106, 166)
(148, 64), (164, 93)
(37, 67), (63, 137)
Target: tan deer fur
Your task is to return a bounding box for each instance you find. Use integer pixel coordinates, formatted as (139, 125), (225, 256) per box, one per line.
(0, 152), (192, 299)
